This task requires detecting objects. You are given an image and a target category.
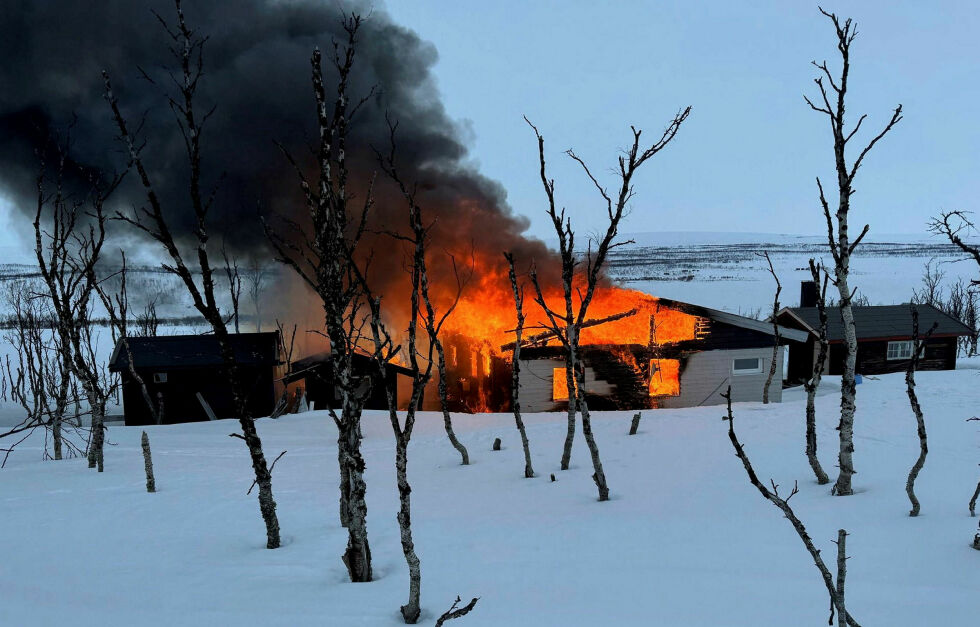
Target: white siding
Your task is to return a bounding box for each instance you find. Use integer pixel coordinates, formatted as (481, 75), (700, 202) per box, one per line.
(516, 347), (784, 411)
(516, 359), (613, 413)
(659, 347), (783, 409)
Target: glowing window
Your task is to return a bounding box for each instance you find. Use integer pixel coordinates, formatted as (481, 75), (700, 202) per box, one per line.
(648, 359), (680, 396)
(552, 367), (578, 401)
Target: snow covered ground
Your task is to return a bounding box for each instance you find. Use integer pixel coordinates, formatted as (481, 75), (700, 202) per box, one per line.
(2, 366), (979, 625)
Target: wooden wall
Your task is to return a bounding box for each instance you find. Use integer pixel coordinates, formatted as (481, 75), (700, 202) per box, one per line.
(826, 337), (958, 375)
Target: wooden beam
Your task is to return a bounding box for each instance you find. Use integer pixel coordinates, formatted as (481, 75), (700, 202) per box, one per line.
(500, 308), (639, 351)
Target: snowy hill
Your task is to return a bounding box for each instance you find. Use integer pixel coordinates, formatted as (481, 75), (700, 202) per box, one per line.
(608, 231), (979, 315)
(2, 368), (979, 625)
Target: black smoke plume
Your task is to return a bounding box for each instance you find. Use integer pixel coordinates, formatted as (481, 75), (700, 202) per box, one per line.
(0, 0), (556, 299)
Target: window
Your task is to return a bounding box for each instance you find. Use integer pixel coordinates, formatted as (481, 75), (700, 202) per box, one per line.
(153, 372), (168, 383)
(887, 341), (914, 360)
(732, 357), (763, 375)
(552, 367), (578, 401)
(648, 359), (680, 396)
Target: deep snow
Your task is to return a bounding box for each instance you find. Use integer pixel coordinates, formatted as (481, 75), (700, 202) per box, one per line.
(2, 367), (979, 625)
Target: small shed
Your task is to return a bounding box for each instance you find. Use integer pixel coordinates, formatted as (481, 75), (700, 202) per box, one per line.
(283, 351), (414, 411)
(108, 332), (281, 425)
(777, 296), (974, 381)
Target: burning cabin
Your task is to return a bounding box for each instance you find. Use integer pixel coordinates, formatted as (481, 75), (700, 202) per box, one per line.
(504, 297), (807, 411)
(108, 332), (281, 425)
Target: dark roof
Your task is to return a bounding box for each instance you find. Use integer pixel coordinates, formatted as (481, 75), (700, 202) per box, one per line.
(283, 351), (413, 384)
(777, 304), (974, 342)
(656, 297), (810, 343)
(108, 332), (280, 371)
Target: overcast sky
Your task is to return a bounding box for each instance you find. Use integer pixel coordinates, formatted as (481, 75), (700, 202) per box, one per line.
(383, 0), (980, 241)
(2, 1), (977, 258)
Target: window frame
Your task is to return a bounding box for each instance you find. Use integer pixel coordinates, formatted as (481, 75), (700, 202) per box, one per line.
(731, 357), (763, 376)
(886, 340), (916, 361)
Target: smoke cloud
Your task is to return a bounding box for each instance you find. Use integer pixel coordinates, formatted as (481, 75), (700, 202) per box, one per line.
(0, 0), (558, 296)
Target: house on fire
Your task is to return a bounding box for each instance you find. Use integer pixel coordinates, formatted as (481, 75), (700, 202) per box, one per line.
(505, 297), (808, 412)
(108, 332), (281, 426)
(777, 281), (974, 381)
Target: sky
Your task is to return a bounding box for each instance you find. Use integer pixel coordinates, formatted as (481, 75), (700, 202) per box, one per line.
(1, 0), (977, 258)
(382, 0), (980, 241)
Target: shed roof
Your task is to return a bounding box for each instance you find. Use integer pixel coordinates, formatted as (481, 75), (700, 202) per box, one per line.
(284, 351), (414, 384)
(108, 332), (280, 371)
(777, 304), (974, 342)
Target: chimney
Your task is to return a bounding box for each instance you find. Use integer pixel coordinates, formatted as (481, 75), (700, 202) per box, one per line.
(800, 281), (818, 308)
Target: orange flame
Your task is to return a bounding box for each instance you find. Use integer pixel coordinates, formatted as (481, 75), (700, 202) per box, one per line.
(648, 359), (681, 396)
(438, 255), (699, 353)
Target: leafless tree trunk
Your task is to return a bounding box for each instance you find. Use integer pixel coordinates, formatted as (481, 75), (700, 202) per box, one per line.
(930, 213), (980, 359)
(834, 529), (848, 627)
(805, 260), (831, 484)
(141, 430), (156, 493)
(805, 8), (902, 496)
(906, 306), (937, 517)
(375, 122), (467, 623)
(263, 14), (379, 574)
(31, 131), (121, 473)
(135, 300), (160, 337)
(525, 108), (689, 500)
(104, 0), (280, 548)
(246, 257), (270, 332)
(504, 252), (534, 478)
(221, 245), (242, 333)
(757, 251), (781, 404)
(1, 282), (74, 462)
(722, 388), (860, 627)
(629, 412), (642, 435)
(96, 253), (162, 424)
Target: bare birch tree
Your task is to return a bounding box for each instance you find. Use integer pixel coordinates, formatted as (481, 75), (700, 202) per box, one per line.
(905, 305), (937, 517)
(262, 14), (377, 576)
(757, 251), (781, 404)
(374, 122), (468, 623)
(722, 388), (860, 626)
(525, 108), (690, 500)
(104, 0), (281, 548)
(33, 137), (122, 472)
(504, 252), (534, 478)
(246, 256), (270, 332)
(96, 253), (163, 424)
(1, 281), (75, 461)
(805, 8), (903, 496)
(221, 245), (242, 333)
(804, 259), (831, 484)
(930, 211), (980, 286)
